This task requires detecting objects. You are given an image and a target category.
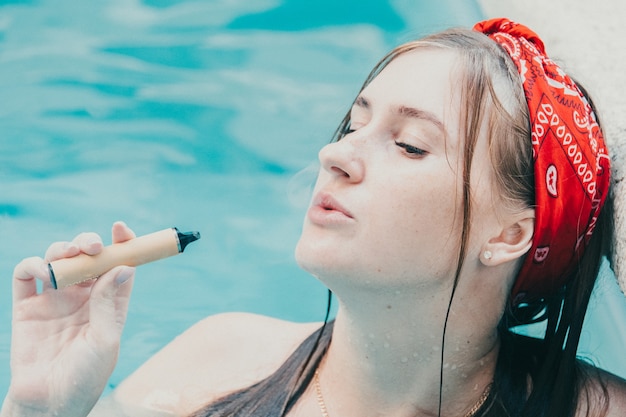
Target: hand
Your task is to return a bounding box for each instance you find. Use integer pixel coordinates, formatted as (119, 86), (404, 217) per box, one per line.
(1, 222), (136, 417)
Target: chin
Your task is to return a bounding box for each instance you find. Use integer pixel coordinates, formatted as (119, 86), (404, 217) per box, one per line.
(296, 237), (340, 278)
(294, 237), (319, 274)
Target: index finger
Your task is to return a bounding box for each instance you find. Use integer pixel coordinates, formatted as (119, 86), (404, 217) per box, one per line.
(72, 232), (104, 256)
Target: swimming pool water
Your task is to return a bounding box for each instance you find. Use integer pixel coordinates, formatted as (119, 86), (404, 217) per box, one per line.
(1, 0), (624, 399)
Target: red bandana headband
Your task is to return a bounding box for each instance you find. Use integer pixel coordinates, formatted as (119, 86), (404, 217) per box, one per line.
(473, 18), (611, 305)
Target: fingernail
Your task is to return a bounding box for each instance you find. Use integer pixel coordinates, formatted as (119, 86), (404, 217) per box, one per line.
(41, 262), (51, 278)
(115, 267), (133, 286)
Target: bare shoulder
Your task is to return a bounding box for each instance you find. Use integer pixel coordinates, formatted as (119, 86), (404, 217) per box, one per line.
(111, 312), (322, 416)
(577, 363), (626, 417)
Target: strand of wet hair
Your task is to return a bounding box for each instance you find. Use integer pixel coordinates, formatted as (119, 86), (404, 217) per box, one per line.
(280, 289), (334, 415)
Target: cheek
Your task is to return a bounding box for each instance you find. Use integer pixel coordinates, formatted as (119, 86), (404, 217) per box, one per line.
(295, 164), (463, 282)
(359, 176), (462, 274)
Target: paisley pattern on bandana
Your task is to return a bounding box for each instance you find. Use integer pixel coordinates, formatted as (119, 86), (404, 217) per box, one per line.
(473, 18), (611, 305)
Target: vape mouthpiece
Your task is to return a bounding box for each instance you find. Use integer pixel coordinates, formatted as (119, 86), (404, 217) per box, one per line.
(177, 229), (201, 252)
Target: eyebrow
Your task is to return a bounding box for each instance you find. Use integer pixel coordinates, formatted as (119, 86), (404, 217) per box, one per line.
(353, 95), (445, 133)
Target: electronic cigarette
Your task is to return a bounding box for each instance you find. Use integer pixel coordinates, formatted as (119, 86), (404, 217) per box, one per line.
(49, 227), (201, 289)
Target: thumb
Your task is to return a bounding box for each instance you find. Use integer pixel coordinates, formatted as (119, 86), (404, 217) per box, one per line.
(88, 266), (135, 349)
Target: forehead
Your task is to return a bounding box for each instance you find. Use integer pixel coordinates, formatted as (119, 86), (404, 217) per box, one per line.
(359, 48), (461, 132)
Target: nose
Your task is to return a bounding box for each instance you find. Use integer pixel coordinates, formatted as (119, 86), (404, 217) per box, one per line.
(318, 138), (365, 183)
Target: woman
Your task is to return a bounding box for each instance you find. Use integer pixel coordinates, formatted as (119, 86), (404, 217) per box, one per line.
(2, 18), (626, 417)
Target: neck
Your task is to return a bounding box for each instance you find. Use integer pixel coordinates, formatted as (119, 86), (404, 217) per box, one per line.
(317, 283), (501, 417)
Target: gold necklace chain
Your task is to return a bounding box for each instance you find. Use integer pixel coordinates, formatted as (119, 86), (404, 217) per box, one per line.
(462, 383), (492, 417)
(313, 370), (491, 417)
(314, 370), (331, 417)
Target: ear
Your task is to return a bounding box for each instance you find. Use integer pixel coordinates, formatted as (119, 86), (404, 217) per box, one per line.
(480, 209), (534, 267)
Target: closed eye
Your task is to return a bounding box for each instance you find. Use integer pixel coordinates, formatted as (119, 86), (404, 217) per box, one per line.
(395, 141), (427, 156)
(339, 124), (356, 139)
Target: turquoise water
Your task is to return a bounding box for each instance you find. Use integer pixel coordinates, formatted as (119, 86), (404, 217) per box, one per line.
(0, 0), (624, 399)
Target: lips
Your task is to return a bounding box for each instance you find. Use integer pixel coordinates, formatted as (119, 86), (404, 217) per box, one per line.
(307, 192), (354, 225)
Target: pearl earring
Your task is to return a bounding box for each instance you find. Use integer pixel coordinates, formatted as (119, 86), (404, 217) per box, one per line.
(483, 250), (493, 260)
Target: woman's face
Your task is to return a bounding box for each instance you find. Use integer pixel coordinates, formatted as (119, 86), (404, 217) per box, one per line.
(296, 48), (499, 292)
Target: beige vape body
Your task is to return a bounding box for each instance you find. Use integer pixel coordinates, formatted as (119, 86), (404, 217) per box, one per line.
(49, 227), (199, 289)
